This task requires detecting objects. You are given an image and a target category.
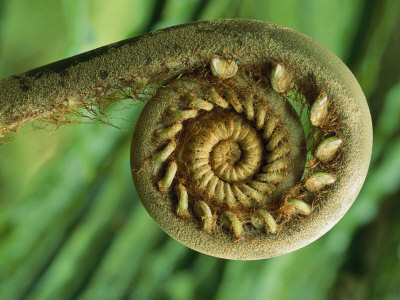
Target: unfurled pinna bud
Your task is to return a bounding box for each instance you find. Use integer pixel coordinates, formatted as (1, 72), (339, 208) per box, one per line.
(305, 172), (335, 192)
(158, 161), (177, 190)
(259, 210), (278, 233)
(271, 63), (294, 94)
(210, 56), (238, 79)
(251, 210), (278, 233)
(286, 199), (313, 215)
(193, 200), (213, 232)
(219, 211), (242, 238)
(315, 137), (343, 163)
(168, 107), (198, 122)
(175, 183), (189, 217)
(187, 93), (213, 111)
(310, 92), (329, 126)
(155, 124), (183, 140)
(151, 140), (176, 163)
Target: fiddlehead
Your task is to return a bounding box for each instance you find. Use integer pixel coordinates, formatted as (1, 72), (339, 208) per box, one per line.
(0, 20), (372, 260)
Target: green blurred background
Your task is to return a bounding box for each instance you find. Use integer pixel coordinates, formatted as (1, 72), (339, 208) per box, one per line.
(0, 0), (399, 299)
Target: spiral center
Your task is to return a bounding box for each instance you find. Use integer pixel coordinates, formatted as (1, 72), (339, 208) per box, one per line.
(211, 140), (242, 166)
(142, 73), (308, 213)
(177, 109), (265, 191)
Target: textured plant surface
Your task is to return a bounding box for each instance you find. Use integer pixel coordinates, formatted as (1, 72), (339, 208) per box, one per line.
(139, 57), (344, 240)
(126, 16), (374, 261)
(0, 1), (399, 300)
